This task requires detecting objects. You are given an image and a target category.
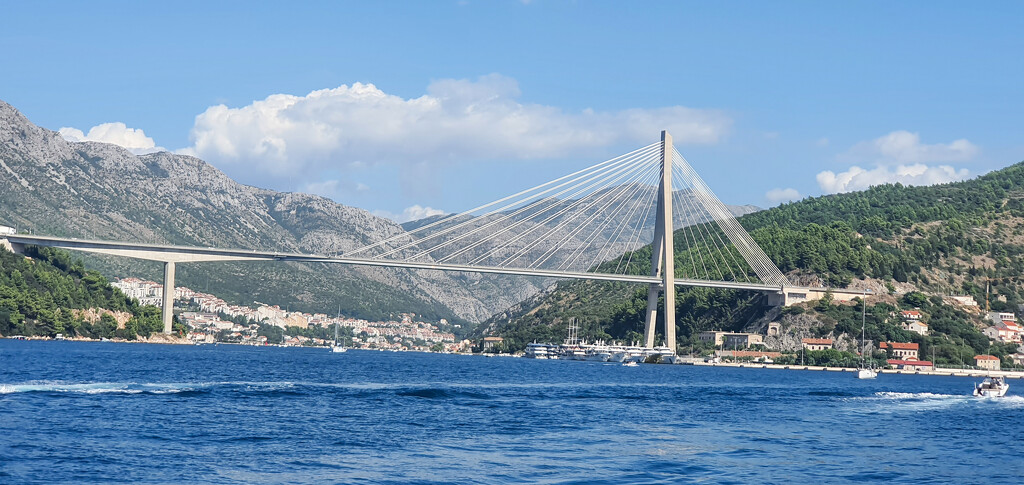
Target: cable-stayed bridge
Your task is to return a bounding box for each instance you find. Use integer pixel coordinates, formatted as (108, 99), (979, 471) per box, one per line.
(3, 131), (820, 354)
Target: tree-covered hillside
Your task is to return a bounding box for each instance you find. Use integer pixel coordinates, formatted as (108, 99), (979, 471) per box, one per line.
(0, 246), (167, 339)
(484, 161), (1024, 352)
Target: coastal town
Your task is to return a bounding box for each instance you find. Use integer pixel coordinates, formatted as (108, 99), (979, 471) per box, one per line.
(111, 277), (470, 352)
(104, 277), (1024, 372)
(508, 294), (1024, 376)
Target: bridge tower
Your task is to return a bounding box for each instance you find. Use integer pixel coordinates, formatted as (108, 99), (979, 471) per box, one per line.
(642, 131), (676, 354)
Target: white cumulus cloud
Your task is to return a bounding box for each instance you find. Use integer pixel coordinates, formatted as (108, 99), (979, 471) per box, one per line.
(373, 205), (447, 224)
(817, 131), (978, 194)
(59, 122), (164, 155)
(765, 187), (801, 204)
(816, 164), (970, 193)
(843, 130), (977, 165)
(181, 74), (732, 187)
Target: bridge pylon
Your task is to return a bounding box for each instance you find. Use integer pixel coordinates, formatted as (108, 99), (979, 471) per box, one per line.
(642, 131), (676, 355)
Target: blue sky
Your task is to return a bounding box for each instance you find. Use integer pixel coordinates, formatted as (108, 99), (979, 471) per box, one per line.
(2, 1), (1022, 221)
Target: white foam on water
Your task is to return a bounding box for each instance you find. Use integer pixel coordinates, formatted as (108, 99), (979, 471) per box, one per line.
(0, 381), (207, 395)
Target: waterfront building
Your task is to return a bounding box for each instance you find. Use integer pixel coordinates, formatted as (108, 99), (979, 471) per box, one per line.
(801, 338), (833, 351)
(886, 359), (933, 371)
(974, 354), (1001, 371)
(879, 342), (919, 360)
(699, 331), (763, 348)
(719, 350), (781, 361)
(481, 336), (504, 351)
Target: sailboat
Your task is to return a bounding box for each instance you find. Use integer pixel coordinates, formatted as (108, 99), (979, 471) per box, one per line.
(856, 293), (877, 379)
(331, 306), (347, 353)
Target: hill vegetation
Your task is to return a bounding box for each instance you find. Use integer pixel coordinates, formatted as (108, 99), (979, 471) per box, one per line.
(484, 161), (1024, 360)
(0, 246), (170, 339)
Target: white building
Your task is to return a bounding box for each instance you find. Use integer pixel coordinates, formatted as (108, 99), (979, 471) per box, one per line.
(987, 312), (1016, 325)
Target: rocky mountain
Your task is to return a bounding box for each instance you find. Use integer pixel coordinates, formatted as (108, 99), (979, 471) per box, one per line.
(0, 98), (761, 326)
(0, 100), (539, 324)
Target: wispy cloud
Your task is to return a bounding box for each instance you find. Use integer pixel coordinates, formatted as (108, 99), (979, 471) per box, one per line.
(765, 187), (801, 204)
(373, 205), (446, 223)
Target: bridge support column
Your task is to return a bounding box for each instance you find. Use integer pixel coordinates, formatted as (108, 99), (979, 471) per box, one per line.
(642, 131), (676, 354)
(162, 261), (175, 334)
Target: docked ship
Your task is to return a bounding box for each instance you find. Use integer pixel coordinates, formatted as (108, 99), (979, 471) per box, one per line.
(524, 342), (552, 359)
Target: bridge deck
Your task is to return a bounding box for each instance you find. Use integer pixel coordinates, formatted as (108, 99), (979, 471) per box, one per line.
(5, 234), (783, 292)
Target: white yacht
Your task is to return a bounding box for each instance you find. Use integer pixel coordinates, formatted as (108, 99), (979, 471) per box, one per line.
(524, 343), (550, 359)
(585, 347), (612, 362)
(974, 376), (1009, 397)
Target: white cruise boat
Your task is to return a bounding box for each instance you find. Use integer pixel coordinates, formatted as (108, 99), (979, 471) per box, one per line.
(585, 346), (612, 362)
(608, 345), (629, 362)
(624, 346), (647, 363)
(524, 343), (551, 359)
(653, 346), (676, 364)
(974, 376), (1009, 397)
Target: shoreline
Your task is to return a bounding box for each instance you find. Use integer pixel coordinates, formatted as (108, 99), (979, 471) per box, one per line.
(3, 335), (192, 345)
(7, 337), (1023, 380)
(685, 360), (1024, 379)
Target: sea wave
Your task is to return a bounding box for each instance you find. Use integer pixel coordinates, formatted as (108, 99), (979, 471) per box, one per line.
(0, 382), (210, 395)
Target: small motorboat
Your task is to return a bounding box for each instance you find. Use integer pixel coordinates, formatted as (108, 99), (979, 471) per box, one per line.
(856, 367), (878, 379)
(974, 376), (1009, 397)
(622, 361), (639, 367)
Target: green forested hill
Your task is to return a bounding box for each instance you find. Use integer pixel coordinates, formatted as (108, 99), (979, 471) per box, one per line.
(0, 246), (166, 339)
(484, 161), (1024, 351)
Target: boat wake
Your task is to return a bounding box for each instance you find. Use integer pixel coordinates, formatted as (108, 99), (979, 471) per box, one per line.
(860, 391), (1024, 410)
(0, 382), (211, 395)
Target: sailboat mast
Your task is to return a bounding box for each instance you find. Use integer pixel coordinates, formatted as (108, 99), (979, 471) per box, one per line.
(335, 305), (341, 345)
(861, 290), (867, 365)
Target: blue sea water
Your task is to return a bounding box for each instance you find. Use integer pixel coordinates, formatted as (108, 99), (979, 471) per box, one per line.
(1, 340), (1022, 484)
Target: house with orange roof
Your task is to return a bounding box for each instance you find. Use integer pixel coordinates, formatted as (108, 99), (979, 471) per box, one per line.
(900, 310), (922, 321)
(887, 359), (933, 371)
(983, 320), (1022, 343)
(974, 354), (1001, 371)
(801, 338), (833, 351)
(879, 342), (919, 360)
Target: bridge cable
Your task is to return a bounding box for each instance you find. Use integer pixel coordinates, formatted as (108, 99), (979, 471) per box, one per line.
(388, 146), (655, 261)
(671, 163), (738, 282)
(438, 149), (659, 265)
(611, 179), (659, 275)
(503, 154), (659, 268)
(674, 149), (788, 286)
(382, 144), (660, 261)
(461, 151), (660, 267)
(674, 149), (774, 282)
(547, 164), (661, 271)
(347, 141), (660, 257)
(574, 168), (661, 273)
